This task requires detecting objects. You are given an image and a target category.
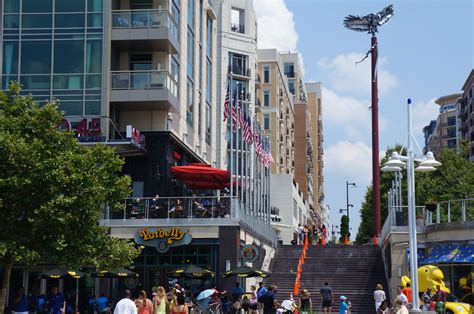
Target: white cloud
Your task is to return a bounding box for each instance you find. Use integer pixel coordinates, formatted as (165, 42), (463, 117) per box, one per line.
(411, 98), (439, 138)
(254, 0), (298, 51)
(318, 53), (399, 97)
(324, 141), (373, 184)
(322, 87), (389, 140)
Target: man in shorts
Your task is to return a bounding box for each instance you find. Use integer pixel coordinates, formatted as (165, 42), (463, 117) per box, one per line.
(320, 282), (333, 314)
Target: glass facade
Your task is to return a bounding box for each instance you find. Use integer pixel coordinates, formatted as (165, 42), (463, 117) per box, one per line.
(1, 0), (104, 119)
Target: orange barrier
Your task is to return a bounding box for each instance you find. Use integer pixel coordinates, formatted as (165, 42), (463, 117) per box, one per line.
(293, 234), (309, 296)
(373, 235), (379, 246)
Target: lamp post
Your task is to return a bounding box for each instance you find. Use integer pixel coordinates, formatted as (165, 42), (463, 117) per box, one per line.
(381, 99), (442, 311)
(344, 5), (394, 242)
(340, 181), (356, 218)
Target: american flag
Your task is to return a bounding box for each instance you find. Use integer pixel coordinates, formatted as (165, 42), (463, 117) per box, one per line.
(223, 84), (230, 122)
(243, 112), (253, 145)
(231, 91), (238, 130)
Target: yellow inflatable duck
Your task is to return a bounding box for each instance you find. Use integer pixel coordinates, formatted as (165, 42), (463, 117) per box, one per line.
(401, 265), (450, 293)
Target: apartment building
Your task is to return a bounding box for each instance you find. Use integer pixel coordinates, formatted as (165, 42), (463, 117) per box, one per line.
(306, 82), (325, 225)
(256, 48), (295, 175)
(422, 93), (461, 158)
(458, 69), (474, 161)
(1, 0), (276, 302)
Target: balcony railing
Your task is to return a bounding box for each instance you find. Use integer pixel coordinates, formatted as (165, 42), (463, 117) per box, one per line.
(228, 64), (251, 77)
(112, 9), (178, 41)
(111, 70), (178, 97)
(104, 196), (231, 220)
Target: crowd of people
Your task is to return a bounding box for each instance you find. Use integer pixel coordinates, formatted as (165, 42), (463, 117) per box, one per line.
(294, 224), (327, 246)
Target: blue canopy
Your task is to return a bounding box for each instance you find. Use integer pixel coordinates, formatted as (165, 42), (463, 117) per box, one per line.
(419, 244), (474, 265)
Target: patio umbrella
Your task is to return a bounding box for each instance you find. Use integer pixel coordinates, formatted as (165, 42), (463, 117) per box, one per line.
(39, 269), (85, 313)
(196, 289), (217, 301)
(222, 266), (270, 278)
(171, 164), (233, 190)
(168, 265), (214, 278)
(92, 268), (138, 278)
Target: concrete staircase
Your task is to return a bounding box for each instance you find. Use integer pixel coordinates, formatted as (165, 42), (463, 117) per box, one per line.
(267, 245), (389, 314)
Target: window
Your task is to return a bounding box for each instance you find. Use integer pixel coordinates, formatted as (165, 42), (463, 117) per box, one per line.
(187, 79), (193, 125)
(284, 63), (295, 77)
(206, 59), (212, 101)
(263, 65), (270, 83)
(55, 13), (85, 28)
(187, 30), (194, 77)
(21, 41), (52, 74)
(22, 14), (52, 28)
(264, 114), (270, 130)
(229, 52), (248, 77)
(56, 0), (85, 12)
(5, 0), (20, 13)
(206, 17), (212, 57)
(187, 0), (194, 28)
(23, 0), (52, 13)
(171, 57), (179, 82)
(231, 8), (245, 33)
(130, 0), (152, 10)
(2, 42), (19, 75)
(288, 80), (295, 95)
(447, 116), (456, 126)
(88, 0), (103, 12)
(206, 102), (211, 144)
(264, 91), (270, 107)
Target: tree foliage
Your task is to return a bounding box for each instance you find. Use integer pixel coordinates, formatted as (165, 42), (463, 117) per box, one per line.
(0, 84), (140, 305)
(339, 215), (350, 242)
(355, 144), (474, 244)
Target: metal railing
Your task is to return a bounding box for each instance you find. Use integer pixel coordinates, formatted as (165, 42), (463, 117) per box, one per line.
(104, 196), (231, 220)
(228, 64), (251, 77)
(230, 23), (245, 33)
(112, 9), (178, 41)
(110, 70), (178, 97)
(380, 198), (474, 243)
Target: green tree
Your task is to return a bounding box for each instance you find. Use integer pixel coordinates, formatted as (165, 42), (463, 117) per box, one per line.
(0, 84), (140, 310)
(356, 144), (474, 244)
(339, 215), (349, 242)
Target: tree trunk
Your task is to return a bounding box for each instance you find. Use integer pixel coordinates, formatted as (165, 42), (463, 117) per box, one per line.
(0, 263), (12, 313)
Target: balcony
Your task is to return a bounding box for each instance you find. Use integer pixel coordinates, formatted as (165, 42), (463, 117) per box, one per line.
(111, 10), (179, 54)
(110, 70), (179, 110)
(285, 71), (295, 78)
(231, 23), (245, 34)
(228, 64), (251, 79)
(255, 74), (262, 89)
(100, 196), (277, 244)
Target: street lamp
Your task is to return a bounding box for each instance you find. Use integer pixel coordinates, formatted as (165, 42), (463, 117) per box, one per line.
(344, 5), (394, 242)
(339, 181), (356, 218)
(381, 98), (442, 311)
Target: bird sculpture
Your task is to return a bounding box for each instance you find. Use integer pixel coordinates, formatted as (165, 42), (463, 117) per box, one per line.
(343, 5), (394, 34)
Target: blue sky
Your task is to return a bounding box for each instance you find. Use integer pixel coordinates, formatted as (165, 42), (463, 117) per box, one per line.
(255, 0), (474, 237)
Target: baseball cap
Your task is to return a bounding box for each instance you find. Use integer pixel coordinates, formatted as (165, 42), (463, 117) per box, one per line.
(340, 296), (347, 301)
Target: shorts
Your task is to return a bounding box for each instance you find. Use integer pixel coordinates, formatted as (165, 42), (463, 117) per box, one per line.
(322, 300), (332, 308)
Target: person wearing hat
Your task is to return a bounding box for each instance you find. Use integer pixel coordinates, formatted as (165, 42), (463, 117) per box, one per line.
(299, 289), (312, 314)
(339, 296), (350, 314)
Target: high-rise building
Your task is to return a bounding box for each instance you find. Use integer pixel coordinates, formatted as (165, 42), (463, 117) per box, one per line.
(256, 48), (295, 175)
(458, 69), (474, 161)
(306, 82), (325, 226)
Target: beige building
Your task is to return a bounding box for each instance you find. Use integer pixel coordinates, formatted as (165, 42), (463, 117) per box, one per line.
(256, 49), (295, 175)
(306, 83), (325, 225)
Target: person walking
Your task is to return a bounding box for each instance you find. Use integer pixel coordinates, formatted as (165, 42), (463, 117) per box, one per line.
(434, 285), (446, 314)
(260, 285), (281, 314)
(393, 299), (409, 314)
(299, 289), (312, 314)
(376, 300), (389, 314)
(153, 286), (168, 314)
(373, 284), (386, 311)
(11, 287), (29, 314)
(339, 296), (350, 314)
(320, 282), (333, 314)
(257, 282), (267, 314)
(114, 290), (137, 314)
(401, 282), (412, 306)
(249, 285), (259, 314)
(46, 286), (66, 314)
(135, 290), (153, 314)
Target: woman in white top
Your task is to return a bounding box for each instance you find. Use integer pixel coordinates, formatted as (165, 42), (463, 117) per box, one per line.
(374, 284), (386, 311)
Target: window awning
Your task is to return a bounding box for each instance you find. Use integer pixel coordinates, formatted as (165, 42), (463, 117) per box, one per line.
(419, 244), (474, 265)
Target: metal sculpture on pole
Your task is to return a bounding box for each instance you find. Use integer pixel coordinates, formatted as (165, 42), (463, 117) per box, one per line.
(343, 5), (394, 244)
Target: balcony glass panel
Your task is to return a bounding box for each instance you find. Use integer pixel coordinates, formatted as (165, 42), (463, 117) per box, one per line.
(112, 10), (178, 41)
(110, 70), (178, 97)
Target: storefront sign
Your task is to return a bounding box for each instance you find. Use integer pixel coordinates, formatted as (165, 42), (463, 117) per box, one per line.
(241, 244), (260, 262)
(134, 227), (192, 253)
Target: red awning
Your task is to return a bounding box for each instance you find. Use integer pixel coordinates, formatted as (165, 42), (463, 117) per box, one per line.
(171, 164), (233, 190)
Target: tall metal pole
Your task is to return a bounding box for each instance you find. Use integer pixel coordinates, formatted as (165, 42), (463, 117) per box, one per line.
(346, 181), (350, 218)
(407, 98), (420, 310)
(229, 74), (234, 216)
(371, 35), (381, 241)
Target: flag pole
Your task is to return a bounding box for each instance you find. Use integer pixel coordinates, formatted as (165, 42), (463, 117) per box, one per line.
(229, 73), (234, 216)
(235, 83), (240, 213)
(240, 90), (245, 211)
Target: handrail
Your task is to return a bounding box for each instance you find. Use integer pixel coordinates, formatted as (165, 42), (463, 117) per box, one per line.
(110, 70), (178, 96)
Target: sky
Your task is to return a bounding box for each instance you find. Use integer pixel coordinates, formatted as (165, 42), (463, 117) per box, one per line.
(254, 0), (474, 238)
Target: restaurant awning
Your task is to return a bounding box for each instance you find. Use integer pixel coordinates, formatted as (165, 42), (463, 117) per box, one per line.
(171, 163), (234, 190)
(419, 244), (474, 265)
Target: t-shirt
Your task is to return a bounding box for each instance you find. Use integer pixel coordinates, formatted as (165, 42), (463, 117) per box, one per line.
(257, 287), (267, 300)
(97, 296), (109, 312)
(402, 287), (412, 303)
(339, 301), (348, 314)
(374, 290), (386, 303)
(396, 305), (409, 314)
(232, 287), (244, 301)
(12, 294), (29, 312)
(397, 293), (408, 306)
(114, 298), (138, 314)
(261, 291), (276, 314)
(320, 286), (332, 302)
(48, 292), (65, 314)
